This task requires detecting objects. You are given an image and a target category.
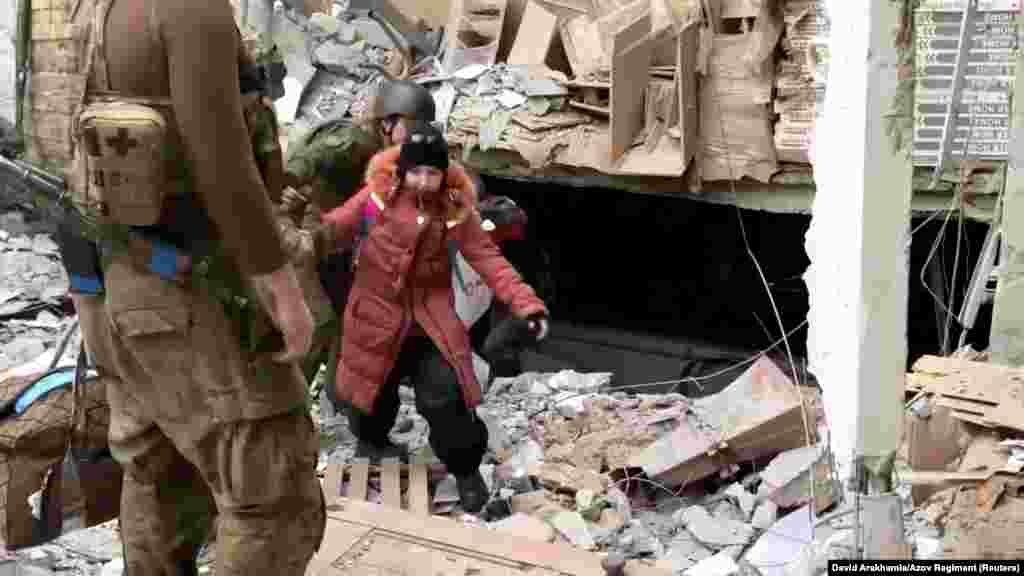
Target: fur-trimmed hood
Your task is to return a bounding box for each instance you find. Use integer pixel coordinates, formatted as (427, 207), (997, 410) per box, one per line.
(363, 145), (478, 226)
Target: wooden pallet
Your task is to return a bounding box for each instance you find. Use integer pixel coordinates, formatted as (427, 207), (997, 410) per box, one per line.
(322, 457), (445, 517)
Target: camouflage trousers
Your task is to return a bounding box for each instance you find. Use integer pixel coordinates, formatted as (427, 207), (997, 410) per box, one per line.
(74, 256), (326, 576)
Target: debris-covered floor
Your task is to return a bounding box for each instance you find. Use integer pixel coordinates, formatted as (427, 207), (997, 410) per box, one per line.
(4, 203), (1024, 574)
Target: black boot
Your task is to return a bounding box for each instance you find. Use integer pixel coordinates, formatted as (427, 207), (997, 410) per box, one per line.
(354, 439), (409, 463)
(455, 471), (489, 513)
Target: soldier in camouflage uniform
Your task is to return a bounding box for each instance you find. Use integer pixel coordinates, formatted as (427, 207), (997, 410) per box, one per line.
(278, 79), (437, 462)
(68, 1), (324, 574)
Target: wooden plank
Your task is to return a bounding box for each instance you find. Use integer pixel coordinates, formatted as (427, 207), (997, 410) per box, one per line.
(381, 457), (401, 510)
(324, 499), (671, 576)
(935, 396), (993, 416)
(408, 461), (431, 517)
(900, 470), (996, 485)
(569, 100), (609, 116)
(323, 460), (345, 504)
(609, 12), (652, 165)
(347, 458), (369, 501)
(677, 21), (698, 170)
(508, 0), (559, 66)
(949, 410), (997, 429)
(982, 378), (1024, 433)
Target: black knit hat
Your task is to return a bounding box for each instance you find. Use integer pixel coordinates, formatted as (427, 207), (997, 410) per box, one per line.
(398, 122), (449, 174)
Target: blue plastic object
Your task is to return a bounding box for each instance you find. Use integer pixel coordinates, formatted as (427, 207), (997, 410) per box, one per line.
(13, 367), (75, 415)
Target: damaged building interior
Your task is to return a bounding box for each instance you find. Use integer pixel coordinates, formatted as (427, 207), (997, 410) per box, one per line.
(2, 0), (1024, 573)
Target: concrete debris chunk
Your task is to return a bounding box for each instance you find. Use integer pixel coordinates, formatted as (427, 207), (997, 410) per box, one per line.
(750, 501), (778, 530)
(433, 475), (461, 505)
(546, 370), (613, 392)
(617, 519), (664, 558)
(744, 505), (813, 576)
(554, 392), (589, 418)
(31, 235), (60, 255)
(674, 506), (755, 550)
(100, 558), (125, 576)
(709, 500), (747, 525)
(547, 510), (596, 550)
(309, 12), (341, 36)
(656, 530), (715, 574)
(598, 508), (627, 533)
(683, 551), (740, 576)
(915, 536), (942, 560)
(630, 357), (808, 489)
(724, 483), (757, 521)
(491, 512), (556, 543)
(529, 461), (608, 495)
(757, 443), (836, 513)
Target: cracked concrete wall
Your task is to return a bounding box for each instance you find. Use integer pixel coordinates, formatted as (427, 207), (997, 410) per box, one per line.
(0, 0), (16, 124)
(804, 0), (911, 485)
(988, 41), (1024, 366)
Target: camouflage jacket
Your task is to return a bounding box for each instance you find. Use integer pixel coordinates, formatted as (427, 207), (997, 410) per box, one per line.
(280, 118), (383, 230)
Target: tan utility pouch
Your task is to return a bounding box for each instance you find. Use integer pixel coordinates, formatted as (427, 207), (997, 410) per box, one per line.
(74, 102), (170, 226)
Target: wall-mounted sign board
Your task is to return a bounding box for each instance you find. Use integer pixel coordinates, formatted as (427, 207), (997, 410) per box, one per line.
(912, 0), (1019, 167)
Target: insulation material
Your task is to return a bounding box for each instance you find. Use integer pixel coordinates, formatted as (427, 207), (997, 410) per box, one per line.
(773, 0), (830, 164)
(699, 30), (778, 182)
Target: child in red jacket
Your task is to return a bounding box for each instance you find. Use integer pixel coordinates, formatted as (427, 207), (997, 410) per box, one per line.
(318, 122), (549, 512)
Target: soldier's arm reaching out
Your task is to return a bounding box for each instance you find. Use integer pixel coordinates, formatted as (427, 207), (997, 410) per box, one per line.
(159, 0), (312, 362)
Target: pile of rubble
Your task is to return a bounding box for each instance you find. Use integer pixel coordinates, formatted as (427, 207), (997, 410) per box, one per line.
(0, 210), (77, 375)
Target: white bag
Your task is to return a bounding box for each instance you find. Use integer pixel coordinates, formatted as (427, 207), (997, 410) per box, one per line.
(452, 251), (493, 329)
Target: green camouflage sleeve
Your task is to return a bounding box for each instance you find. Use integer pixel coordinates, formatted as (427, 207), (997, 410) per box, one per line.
(284, 120), (381, 203)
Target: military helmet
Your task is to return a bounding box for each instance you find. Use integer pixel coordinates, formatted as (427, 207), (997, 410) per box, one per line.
(371, 79), (436, 123)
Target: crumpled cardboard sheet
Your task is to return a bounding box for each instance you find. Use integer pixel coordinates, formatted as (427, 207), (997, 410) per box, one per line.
(699, 30), (779, 183)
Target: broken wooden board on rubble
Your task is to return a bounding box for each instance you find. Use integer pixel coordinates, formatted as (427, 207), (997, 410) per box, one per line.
(628, 356), (809, 488)
(904, 355), (1024, 433)
(306, 498), (670, 575)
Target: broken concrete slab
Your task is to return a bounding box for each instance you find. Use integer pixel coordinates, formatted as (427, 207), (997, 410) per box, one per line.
(629, 358), (808, 489)
(598, 508), (627, 533)
(709, 500), (746, 525)
(433, 475), (461, 506)
(617, 519), (664, 558)
(546, 370), (613, 392)
(756, 443), (837, 514)
(743, 505), (813, 576)
(750, 500), (777, 530)
(724, 483), (756, 521)
(656, 530), (714, 574)
(547, 510), (596, 550)
(683, 551), (740, 576)
(492, 512), (557, 543)
(674, 506), (754, 550)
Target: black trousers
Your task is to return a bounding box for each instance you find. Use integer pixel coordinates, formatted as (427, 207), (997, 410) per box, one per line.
(346, 336), (489, 477)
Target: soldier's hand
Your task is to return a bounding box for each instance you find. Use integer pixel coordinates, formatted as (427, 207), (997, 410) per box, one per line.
(252, 263), (314, 363)
(280, 185), (310, 214)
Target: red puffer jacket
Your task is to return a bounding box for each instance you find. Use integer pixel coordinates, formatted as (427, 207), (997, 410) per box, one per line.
(320, 146), (547, 414)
